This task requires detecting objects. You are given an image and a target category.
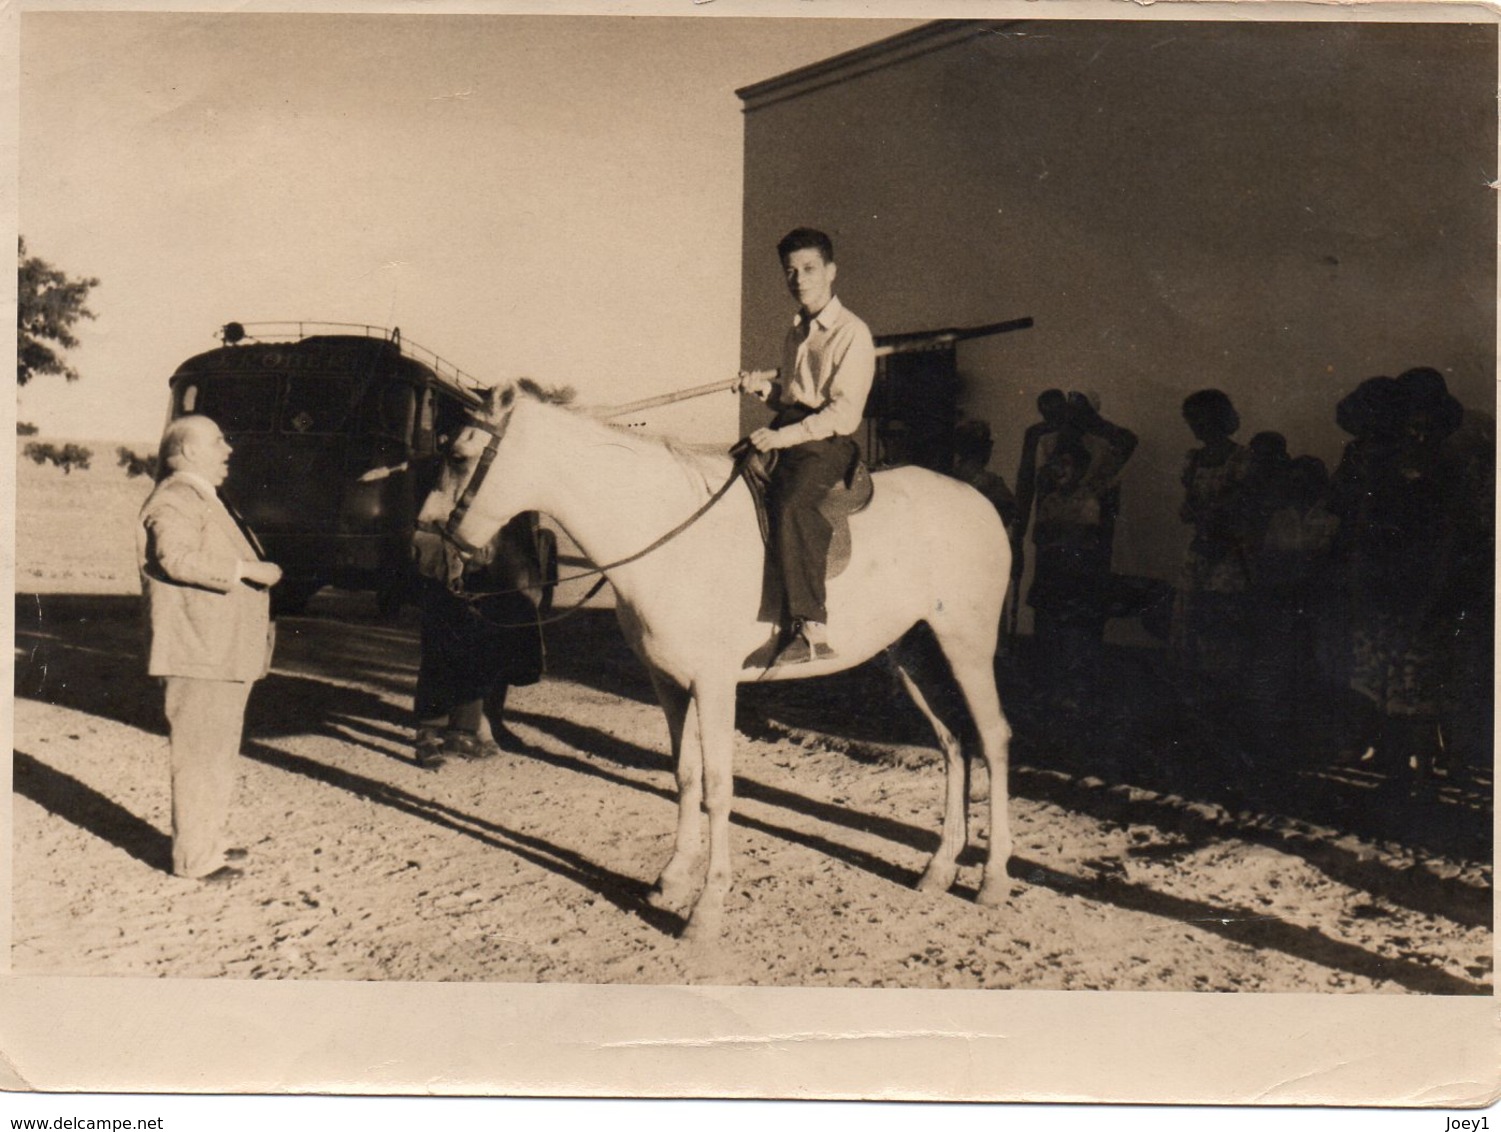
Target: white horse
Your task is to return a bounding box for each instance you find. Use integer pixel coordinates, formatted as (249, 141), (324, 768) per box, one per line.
(415, 382), (1014, 942)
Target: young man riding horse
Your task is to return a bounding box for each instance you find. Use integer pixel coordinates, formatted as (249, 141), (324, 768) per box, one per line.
(735, 227), (876, 666)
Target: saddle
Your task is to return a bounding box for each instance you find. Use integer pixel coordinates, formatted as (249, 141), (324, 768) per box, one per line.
(736, 444), (875, 624)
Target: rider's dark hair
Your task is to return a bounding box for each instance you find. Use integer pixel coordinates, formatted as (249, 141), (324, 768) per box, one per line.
(777, 227), (835, 265)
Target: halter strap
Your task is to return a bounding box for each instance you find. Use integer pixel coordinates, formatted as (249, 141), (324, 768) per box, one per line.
(438, 416), (506, 555)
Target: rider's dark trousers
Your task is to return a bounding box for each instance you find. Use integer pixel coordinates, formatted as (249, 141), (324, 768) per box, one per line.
(770, 433), (858, 625)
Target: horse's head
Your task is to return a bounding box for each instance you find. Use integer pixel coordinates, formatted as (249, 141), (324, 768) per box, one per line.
(413, 378), (580, 581)
(413, 380), (535, 582)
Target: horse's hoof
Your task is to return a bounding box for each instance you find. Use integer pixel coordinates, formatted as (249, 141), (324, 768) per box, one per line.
(679, 894), (725, 946)
(916, 861), (958, 895)
(648, 882), (692, 914)
(680, 913), (722, 947)
(975, 876), (1008, 907)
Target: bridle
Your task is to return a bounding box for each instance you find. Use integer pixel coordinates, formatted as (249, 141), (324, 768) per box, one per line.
(416, 414), (507, 558)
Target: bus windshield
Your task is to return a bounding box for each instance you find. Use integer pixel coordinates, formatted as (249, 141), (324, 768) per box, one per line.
(176, 373), (366, 436)
(178, 374), (279, 433)
(281, 376), (359, 435)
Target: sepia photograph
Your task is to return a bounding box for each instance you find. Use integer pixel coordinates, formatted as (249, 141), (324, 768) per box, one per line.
(4, 0), (1497, 1104)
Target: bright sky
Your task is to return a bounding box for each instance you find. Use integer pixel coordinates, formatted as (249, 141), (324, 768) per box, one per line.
(18, 12), (922, 443)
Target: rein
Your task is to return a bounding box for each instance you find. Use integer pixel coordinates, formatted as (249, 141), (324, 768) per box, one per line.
(421, 417), (755, 628)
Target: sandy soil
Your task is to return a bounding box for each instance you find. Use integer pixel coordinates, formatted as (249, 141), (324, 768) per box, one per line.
(9, 457), (1493, 991)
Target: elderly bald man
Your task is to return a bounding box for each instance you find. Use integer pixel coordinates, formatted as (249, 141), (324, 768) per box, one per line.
(137, 415), (282, 883)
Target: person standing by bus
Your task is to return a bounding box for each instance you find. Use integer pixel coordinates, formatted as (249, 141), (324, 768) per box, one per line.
(413, 514), (545, 767)
(137, 415), (281, 884)
(735, 227), (876, 665)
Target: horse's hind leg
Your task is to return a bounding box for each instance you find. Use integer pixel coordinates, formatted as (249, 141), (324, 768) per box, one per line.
(933, 626), (1014, 907)
(681, 674), (737, 944)
(894, 663), (966, 895)
(648, 671), (705, 914)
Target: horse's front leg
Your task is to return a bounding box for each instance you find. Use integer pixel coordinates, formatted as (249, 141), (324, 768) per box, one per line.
(681, 675), (737, 944)
(648, 672), (704, 914)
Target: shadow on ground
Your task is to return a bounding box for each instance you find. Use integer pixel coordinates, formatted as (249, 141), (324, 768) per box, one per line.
(531, 608), (1492, 871)
(15, 592), (1491, 934)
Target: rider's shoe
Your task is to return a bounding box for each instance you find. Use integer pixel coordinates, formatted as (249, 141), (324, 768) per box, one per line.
(774, 619), (835, 666)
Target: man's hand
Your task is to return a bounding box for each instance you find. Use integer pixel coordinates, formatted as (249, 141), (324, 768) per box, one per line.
(735, 369), (777, 401)
(240, 560), (283, 589)
(748, 427), (789, 453)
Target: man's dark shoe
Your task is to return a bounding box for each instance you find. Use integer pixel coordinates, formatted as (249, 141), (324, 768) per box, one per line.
(224, 847), (248, 863)
(200, 865), (244, 885)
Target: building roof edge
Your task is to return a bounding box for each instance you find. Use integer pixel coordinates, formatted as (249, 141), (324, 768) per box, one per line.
(735, 19), (1014, 112)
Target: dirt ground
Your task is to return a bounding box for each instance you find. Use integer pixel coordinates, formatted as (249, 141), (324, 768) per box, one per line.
(9, 456), (1494, 991)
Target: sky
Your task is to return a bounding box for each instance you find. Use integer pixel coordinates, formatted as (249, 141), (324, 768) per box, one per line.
(17, 12), (923, 443)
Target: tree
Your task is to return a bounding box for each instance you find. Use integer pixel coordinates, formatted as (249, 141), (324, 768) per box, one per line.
(18, 237), (99, 386)
(117, 445), (159, 479)
(16, 421), (38, 435)
(25, 441), (93, 474)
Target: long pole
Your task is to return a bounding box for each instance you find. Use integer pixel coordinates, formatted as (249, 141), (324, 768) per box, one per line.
(592, 376), (751, 420)
(592, 315), (1035, 420)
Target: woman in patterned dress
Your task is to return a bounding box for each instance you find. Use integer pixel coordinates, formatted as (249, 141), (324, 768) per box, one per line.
(1170, 389), (1254, 698)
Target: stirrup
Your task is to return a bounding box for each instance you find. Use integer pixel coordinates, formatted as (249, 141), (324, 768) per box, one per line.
(773, 620), (835, 666)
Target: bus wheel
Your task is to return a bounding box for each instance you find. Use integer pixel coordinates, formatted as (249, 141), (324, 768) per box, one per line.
(273, 580), (322, 617)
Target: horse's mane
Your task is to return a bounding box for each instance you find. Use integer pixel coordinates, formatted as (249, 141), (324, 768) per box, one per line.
(495, 379), (732, 497)
(508, 376), (577, 406)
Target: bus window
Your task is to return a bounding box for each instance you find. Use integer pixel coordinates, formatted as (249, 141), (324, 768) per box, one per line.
(433, 393), (470, 449)
(281, 376), (358, 434)
(179, 374), (279, 432)
(414, 390), (437, 456)
(438, 393), (471, 444)
(360, 382), (415, 443)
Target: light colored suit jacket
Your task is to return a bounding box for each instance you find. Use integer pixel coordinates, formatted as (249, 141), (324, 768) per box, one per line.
(137, 473), (274, 682)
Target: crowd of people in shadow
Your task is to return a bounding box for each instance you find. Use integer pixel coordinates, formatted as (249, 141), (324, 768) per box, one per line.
(949, 367), (1494, 833)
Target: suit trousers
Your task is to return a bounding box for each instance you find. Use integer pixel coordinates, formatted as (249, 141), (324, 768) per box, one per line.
(164, 676), (253, 878)
(770, 434), (858, 624)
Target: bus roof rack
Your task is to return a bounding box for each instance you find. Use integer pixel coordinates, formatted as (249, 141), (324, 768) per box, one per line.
(215, 321), (489, 398)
